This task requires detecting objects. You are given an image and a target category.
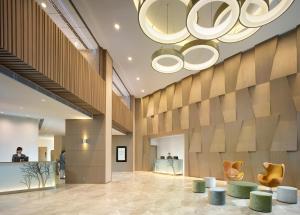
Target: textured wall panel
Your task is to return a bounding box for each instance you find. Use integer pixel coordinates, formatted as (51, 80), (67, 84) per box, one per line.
(271, 31), (297, 80)
(180, 106), (189, 130)
(249, 82), (271, 118)
(189, 128), (202, 152)
(236, 119), (256, 152)
(147, 117), (153, 135)
(288, 74), (300, 111)
(158, 89), (168, 113)
(153, 91), (161, 115)
(201, 68), (214, 100)
(146, 96), (154, 117)
(188, 153), (200, 177)
(172, 109), (181, 131)
(255, 37), (277, 84)
(236, 49), (256, 90)
(173, 82), (183, 109)
(210, 97), (224, 124)
(158, 113), (165, 133)
(256, 115), (278, 151)
(152, 115), (159, 135)
(181, 77), (192, 106)
(220, 92), (236, 122)
(189, 103), (201, 129)
(165, 111), (173, 132)
(225, 121), (242, 152)
(210, 124), (225, 152)
(189, 74), (202, 104)
(236, 88), (255, 121)
(224, 54), (241, 93)
(199, 100), (210, 126)
(166, 84), (175, 110)
(210, 63), (225, 98)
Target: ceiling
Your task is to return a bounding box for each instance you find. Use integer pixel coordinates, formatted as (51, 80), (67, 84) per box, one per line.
(71, 0), (300, 98)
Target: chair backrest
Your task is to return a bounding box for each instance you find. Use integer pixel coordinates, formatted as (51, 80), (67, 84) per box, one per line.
(265, 163), (285, 180)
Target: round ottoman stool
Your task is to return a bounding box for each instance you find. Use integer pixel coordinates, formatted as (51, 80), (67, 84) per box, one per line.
(277, 186), (298, 204)
(208, 188), (226, 205)
(227, 181), (258, 199)
(249, 191), (272, 213)
(192, 180), (206, 193)
(204, 177), (216, 188)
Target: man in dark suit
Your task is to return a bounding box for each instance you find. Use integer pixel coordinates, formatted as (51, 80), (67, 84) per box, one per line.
(12, 147), (28, 162)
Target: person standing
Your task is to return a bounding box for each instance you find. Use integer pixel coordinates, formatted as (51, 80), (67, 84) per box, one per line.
(12, 147), (28, 162)
(59, 150), (66, 179)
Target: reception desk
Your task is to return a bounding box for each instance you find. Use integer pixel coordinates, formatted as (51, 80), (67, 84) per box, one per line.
(154, 159), (183, 175)
(0, 161), (56, 194)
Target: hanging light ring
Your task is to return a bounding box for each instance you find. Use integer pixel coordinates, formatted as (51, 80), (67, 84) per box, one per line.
(152, 49), (184, 73)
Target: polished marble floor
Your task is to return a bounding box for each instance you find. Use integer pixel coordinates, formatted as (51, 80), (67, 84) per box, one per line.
(0, 172), (299, 215)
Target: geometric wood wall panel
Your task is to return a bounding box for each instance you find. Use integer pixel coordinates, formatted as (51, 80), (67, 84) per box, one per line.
(201, 68), (214, 100)
(188, 153), (200, 177)
(224, 54), (241, 93)
(158, 89), (167, 113)
(146, 95), (154, 117)
(182, 76), (192, 106)
(225, 121), (242, 152)
(173, 82), (183, 109)
(142, 96), (149, 118)
(208, 153), (224, 179)
(189, 103), (201, 129)
(256, 115), (279, 151)
(298, 27), (300, 73)
(236, 49), (256, 90)
(180, 106), (189, 130)
(197, 154), (210, 177)
(271, 117), (297, 152)
(249, 82), (271, 118)
(153, 91), (161, 115)
(255, 37), (277, 84)
(200, 125), (215, 152)
(271, 31), (297, 80)
(166, 84), (175, 110)
(210, 124), (225, 152)
(288, 74), (300, 111)
(210, 63), (225, 98)
(236, 88), (255, 121)
(172, 109), (181, 131)
(236, 119), (256, 152)
(158, 113), (166, 133)
(270, 77), (297, 120)
(152, 115), (159, 135)
(147, 117), (153, 135)
(199, 100), (210, 126)
(189, 128), (202, 152)
(142, 118), (148, 135)
(220, 92), (236, 122)
(165, 111), (173, 132)
(210, 97), (224, 124)
(189, 73), (202, 104)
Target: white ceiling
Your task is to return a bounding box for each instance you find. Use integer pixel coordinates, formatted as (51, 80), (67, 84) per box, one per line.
(72, 0), (300, 98)
(0, 73), (91, 135)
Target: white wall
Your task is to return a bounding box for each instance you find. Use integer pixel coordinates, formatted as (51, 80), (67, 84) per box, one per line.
(150, 134), (185, 159)
(37, 136), (54, 161)
(0, 115), (39, 162)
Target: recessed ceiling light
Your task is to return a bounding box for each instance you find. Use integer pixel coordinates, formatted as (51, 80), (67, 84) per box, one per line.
(41, 2), (47, 8)
(0, 112), (4, 114)
(114, 23), (120, 30)
(141, 89), (145, 93)
(41, 99), (46, 102)
(128, 57), (133, 61)
(136, 77), (140, 81)
(19, 106), (24, 110)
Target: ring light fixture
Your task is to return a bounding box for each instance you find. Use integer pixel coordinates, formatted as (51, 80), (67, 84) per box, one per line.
(239, 0), (294, 27)
(186, 0), (240, 40)
(151, 48), (184, 73)
(138, 0), (191, 44)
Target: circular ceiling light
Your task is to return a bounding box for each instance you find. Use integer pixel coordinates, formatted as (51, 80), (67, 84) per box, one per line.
(187, 0), (240, 40)
(214, 0), (268, 43)
(138, 0), (190, 44)
(240, 0), (294, 27)
(181, 40), (219, 71)
(152, 49), (184, 73)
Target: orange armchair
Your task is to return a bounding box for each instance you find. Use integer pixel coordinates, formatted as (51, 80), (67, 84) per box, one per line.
(223, 160), (244, 181)
(257, 162), (285, 188)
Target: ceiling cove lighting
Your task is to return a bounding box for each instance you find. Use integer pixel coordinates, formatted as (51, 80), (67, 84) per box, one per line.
(239, 0), (294, 27)
(214, 0), (268, 43)
(151, 49), (184, 73)
(187, 0), (240, 40)
(138, 0), (191, 44)
(181, 40), (219, 71)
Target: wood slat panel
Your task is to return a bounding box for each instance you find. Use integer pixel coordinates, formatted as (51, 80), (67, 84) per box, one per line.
(181, 76), (192, 106)
(201, 68), (213, 100)
(220, 92), (236, 123)
(236, 119), (256, 152)
(210, 124), (225, 152)
(189, 73), (202, 104)
(236, 49), (256, 90)
(224, 54), (241, 93)
(210, 63), (225, 98)
(249, 82), (271, 118)
(172, 82), (182, 109)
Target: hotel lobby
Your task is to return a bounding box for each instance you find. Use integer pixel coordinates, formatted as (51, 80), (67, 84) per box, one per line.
(0, 0), (300, 214)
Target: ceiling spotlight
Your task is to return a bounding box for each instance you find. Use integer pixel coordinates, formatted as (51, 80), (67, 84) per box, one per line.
(181, 40), (219, 71)
(214, 0), (268, 43)
(141, 89), (145, 93)
(19, 106), (24, 110)
(114, 23), (120, 30)
(128, 57), (133, 61)
(74, 41), (79, 48)
(41, 2), (47, 8)
(152, 49), (184, 73)
(187, 0), (240, 40)
(136, 77), (140, 81)
(240, 0), (294, 27)
(41, 99), (46, 102)
(138, 0), (190, 44)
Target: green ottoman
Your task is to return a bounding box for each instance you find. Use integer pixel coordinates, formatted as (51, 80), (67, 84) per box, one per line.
(249, 191), (272, 213)
(227, 181), (258, 199)
(193, 180), (206, 193)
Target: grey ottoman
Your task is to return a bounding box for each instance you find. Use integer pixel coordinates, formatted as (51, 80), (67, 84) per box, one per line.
(277, 186), (298, 204)
(208, 188), (226, 205)
(249, 191), (272, 213)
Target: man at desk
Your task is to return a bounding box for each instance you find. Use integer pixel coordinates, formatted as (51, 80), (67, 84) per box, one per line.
(12, 147), (28, 162)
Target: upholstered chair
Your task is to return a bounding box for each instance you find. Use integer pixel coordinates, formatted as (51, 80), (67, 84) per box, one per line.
(223, 160), (244, 181)
(257, 162), (285, 188)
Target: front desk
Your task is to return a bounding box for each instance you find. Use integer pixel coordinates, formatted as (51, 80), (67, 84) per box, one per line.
(154, 159), (183, 175)
(0, 161), (56, 194)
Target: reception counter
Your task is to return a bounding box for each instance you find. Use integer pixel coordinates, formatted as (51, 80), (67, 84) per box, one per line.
(0, 161), (56, 194)
(154, 159), (183, 175)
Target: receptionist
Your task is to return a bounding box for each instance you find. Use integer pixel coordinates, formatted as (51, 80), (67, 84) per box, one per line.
(12, 147), (28, 162)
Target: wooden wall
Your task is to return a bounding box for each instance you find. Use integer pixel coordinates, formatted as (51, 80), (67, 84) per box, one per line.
(136, 26), (300, 188)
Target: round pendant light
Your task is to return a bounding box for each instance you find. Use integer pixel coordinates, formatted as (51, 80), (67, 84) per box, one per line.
(152, 49), (184, 73)
(240, 0), (294, 27)
(138, 0), (190, 44)
(186, 0), (240, 40)
(214, 0), (268, 43)
(181, 40), (219, 71)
